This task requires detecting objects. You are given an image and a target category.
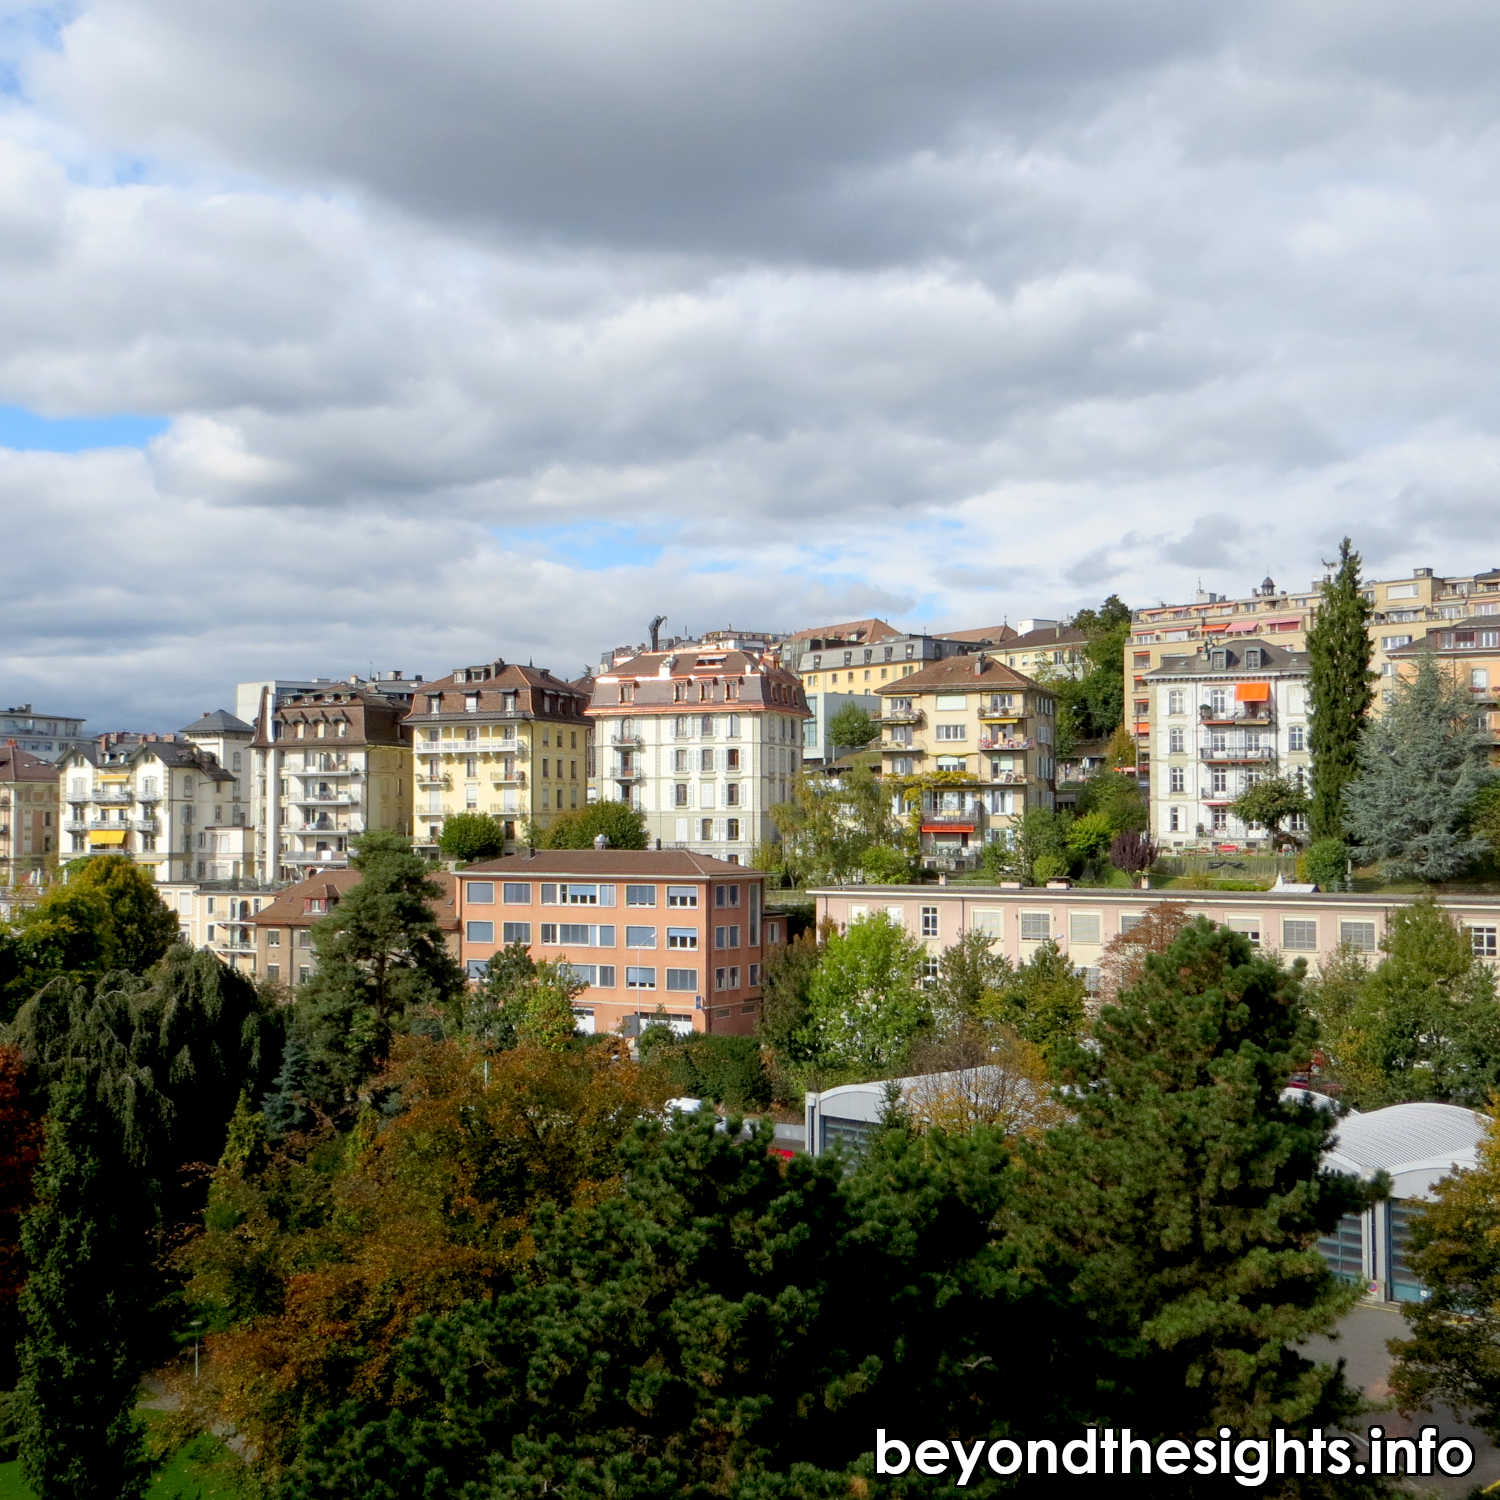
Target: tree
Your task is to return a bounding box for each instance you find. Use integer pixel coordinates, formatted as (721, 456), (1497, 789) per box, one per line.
(1109, 827), (1158, 877)
(756, 927), (824, 1096)
(1021, 919), (1375, 1446)
(905, 1024), (1067, 1138)
(825, 702), (878, 754)
(1390, 1107), (1500, 1439)
(1075, 768), (1148, 835)
(0, 1045), (42, 1386)
(978, 939), (1086, 1059)
(16, 1078), (156, 1500)
(1230, 775), (1309, 840)
(436, 812), (506, 863)
(1302, 836), (1348, 889)
(1344, 653), (1495, 881)
(1473, 782), (1500, 862)
(1065, 809), (1113, 866)
(1097, 901), (1192, 1005)
(800, 912), (929, 1075)
(1306, 537), (1375, 841)
(539, 800), (648, 850)
(1105, 723), (1138, 769)
(981, 806), (1070, 885)
(770, 764), (899, 885)
(1317, 899), (1500, 1108)
(636, 1031), (771, 1113)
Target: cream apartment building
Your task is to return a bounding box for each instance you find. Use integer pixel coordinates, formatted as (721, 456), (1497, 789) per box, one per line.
(876, 654), (1056, 868)
(1144, 640), (1311, 847)
(587, 648), (809, 864)
(404, 660), (592, 854)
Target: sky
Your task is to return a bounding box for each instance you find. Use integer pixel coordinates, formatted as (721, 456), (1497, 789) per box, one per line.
(3, 0), (1500, 731)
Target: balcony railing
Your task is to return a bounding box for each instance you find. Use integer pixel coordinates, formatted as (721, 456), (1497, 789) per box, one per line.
(86, 817), (130, 831)
(490, 769), (527, 786)
(980, 735), (1033, 751)
(1198, 707), (1274, 725)
(292, 792), (355, 806)
(212, 940), (257, 955)
(881, 708), (922, 726)
(416, 773), (450, 788)
(615, 768), (645, 782)
(923, 807), (986, 826)
(1200, 746), (1275, 763)
(63, 818), (87, 833)
(131, 817), (157, 833)
(284, 850), (350, 865)
(293, 763), (361, 777)
(94, 789), (132, 804)
(611, 733), (644, 746)
(880, 738), (924, 753)
(978, 705), (1026, 721)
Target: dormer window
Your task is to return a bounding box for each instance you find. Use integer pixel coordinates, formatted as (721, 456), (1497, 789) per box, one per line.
(465, 693), (480, 713)
(1211, 649), (1228, 670)
(503, 692), (517, 713)
(1244, 648), (1262, 669)
(427, 694), (442, 713)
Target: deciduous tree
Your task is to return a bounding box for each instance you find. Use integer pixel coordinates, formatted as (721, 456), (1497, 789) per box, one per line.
(539, 800), (648, 850)
(436, 811), (506, 862)
(826, 702), (878, 753)
(1230, 775), (1310, 840)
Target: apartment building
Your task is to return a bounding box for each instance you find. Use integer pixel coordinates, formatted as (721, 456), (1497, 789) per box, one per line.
(1387, 618), (1500, 762)
(0, 704), (89, 762)
(251, 684), (412, 881)
(404, 660), (591, 854)
(158, 880), (281, 978)
(0, 744), (58, 886)
(811, 883), (1500, 999)
(875, 654), (1056, 868)
(454, 850), (778, 1036)
(986, 622), (1089, 680)
(1128, 564), (1500, 773)
(1144, 640), (1311, 847)
(56, 734), (242, 882)
(786, 620), (995, 763)
(248, 867), (459, 990)
(586, 649), (809, 864)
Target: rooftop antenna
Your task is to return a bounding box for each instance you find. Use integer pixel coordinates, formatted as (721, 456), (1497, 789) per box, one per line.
(649, 615), (667, 652)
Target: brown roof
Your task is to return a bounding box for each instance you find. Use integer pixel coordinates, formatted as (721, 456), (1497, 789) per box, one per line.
(588, 651), (809, 718)
(993, 623), (1089, 651)
(1388, 618), (1500, 655)
(457, 850), (764, 879)
(253, 685), (413, 749)
(249, 867), (458, 930)
(875, 654), (1040, 694)
(0, 745), (58, 783)
(785, 617), (902, 644)
(936, 624), (1019, 644)
(404, 660), (590, 725)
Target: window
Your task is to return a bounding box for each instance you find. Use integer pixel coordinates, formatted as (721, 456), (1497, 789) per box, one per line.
(726, 748), (740, 770)
(503, 882), (530, 903)
(700, 747), (714, 771)
(626, 884), (656, 906)
(701, 714), (714, 735)
(1472, 668), (1490, 691)
(266, 963), (280, 983)
(296, 929), (313, 948)
(921, 906), (939, 937)
(467, 882), (494, 904)
(715, 884), (741, 907)
(1169, 767), (1185, 793)
(1339, 920), (1377, 953)
(715, 925), (741, 948)
(1227, 915), (1261, 946)
(667, 886), (698, 908)
(725, 818), (740, 840)
(1281, 919), (1318, 951)
(626, 966), (656, 989)
(665, 968), (697, 991)
(1168, 727), (1184, 753)
(935, 723), (965, 741)
(935, 693), (967, 710)
(1470, 926), (1498, 959)
(749, 963), (761, 987)
(725, 782), (740, 806)
(466, 920), (495, 944)
(1288, 726), (1305, 752)
(1019, 912), (1050, 941)
(626, 925), (657, 948)
(666, 927), (699, 950)
(700, 818), (714, 840)
(502, 921), (532, 944)
(1119, 913), (1144, 935)
(1068, 912), (1101, 945)
(267, 929), (281, 948)
(674, 783), (689, 807)
(1168, 690), (1184, 714)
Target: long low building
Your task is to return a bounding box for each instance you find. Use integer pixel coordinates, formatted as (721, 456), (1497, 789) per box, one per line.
(809, 883), (1500, 993)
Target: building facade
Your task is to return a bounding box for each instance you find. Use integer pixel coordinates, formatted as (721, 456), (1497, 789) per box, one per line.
(57, 734), (241, 882)
(403, 660), (591, 854)
(1387, 616), (1500, 762)
(454, 851), (775, 1036)
(1143, 639), (1311, 847)
(251, 684), (412, 881)
(587, 649), (809, 864)
(875, 654), (1056, 868)
(0, 745), (58, 887)
(0, 704), (89, 762)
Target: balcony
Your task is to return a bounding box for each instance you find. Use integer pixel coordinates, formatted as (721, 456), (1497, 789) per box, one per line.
(978, 704), (1027, 722)
(212, 939), (257, 955)
(1198, 706), (1274, 726)
(95, 788), (132, 804)
(614, 767), (645, 782)
(988, 770), (1028, 785)
(881, 708), (922, 726)
(490, 769), (527, 786)
(86, 817), (130, 831)
(285, 849), (350, 866)
(417, 773), (450, 789)
(880, 738), (925, 753)
(980, 734), (1033, 751)
(292, 792), (355, 806)
(64, 818), (87, 833)
(295, 763), (361, 778)
(1200, 746), (1275, 763)
(922, 806), (986, 829)
(611, 732), (644, 746)
(131, 817), (157, 833)
(137, 790), (160, 804)
(300, 819), (345, 834)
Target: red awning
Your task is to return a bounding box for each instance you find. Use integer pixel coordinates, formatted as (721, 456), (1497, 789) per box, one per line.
(1224, 620), (1259, 633)
(1199, 622), (1229, 633)
(1263, 615), (1301, 628)
(1236, 682), (1271, 702)
(922, 823), (975, 834)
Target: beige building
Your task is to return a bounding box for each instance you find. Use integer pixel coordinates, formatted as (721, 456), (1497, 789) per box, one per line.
(812, 883), (1500, 1000)
(985, 621), (1089, 681)
(1387, 616), (1500, 763)
(251, 684), (413, 881)
(875, 654), (1056, 869)
(587, 648), (809, 864)
(0, 744), (58, 887)
(403, 660), (591, 855)
(57, 734), (242, 883)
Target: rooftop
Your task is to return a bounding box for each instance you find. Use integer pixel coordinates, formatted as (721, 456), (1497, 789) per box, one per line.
(180, 708), (255, 737)
(458, 849), (763, 879)
(875, 654), (1038, 695)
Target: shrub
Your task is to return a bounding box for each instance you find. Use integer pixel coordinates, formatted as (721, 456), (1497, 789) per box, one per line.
(1302, 838), (1348, 890)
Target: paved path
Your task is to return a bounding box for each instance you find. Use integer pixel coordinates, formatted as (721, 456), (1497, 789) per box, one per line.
(1303, 1302), (1499, 1495)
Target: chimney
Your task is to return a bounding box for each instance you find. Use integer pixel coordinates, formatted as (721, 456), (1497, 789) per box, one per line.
(973, 657), (983, 675)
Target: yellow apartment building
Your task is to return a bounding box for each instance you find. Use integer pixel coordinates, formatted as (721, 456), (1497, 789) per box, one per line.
(876, 654), (1056, 869)
(404, 659), (592, 854)
(1388, 617), (1500, 764)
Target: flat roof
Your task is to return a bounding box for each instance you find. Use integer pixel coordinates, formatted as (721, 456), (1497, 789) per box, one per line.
(808, 884), (1500, 910)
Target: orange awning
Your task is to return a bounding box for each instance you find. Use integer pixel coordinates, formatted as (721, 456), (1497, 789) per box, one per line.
(1235, 682), (1270, 702)
(1200, 622), (1229, 633)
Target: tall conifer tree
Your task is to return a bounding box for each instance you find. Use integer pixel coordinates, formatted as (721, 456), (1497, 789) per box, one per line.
(1306, 537), (1374, 840)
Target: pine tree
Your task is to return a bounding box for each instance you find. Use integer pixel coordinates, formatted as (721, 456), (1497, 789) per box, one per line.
(1344, 653), (1495, 880)
(16, 1078), (154, 1500)
(1306, 537), (1374, 840)
(1023, 918), (1374, 1449)
(0, 1044), (42, 1386)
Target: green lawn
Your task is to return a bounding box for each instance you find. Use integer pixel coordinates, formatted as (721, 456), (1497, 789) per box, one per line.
(0, 1428), (247, 1499)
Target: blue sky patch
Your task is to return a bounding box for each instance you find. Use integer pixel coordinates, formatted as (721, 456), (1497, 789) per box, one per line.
(0, 406), (169, 452)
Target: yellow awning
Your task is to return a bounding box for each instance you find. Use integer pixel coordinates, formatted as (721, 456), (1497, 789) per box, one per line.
(88, 828), (128, 846)
(98, 772), (130, 782)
